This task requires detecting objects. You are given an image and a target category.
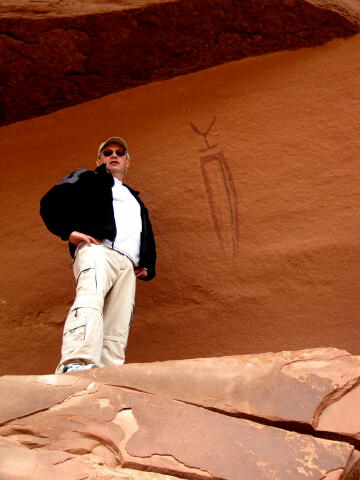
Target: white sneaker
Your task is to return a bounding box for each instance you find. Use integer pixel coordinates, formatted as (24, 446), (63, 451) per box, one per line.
(63, 363), (98, 373)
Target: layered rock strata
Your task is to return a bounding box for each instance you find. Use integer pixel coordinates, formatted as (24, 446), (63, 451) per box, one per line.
(1, 0), (360, 126)
(1, 348), (360, 480)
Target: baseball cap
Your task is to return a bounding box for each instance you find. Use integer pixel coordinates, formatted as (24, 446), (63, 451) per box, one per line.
(98, 136), (128, 157)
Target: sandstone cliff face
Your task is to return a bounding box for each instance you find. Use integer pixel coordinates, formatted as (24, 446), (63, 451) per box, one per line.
(1, 349), (360, 480)
(1, 31), (360, 374)
(1, 0), (360, 126)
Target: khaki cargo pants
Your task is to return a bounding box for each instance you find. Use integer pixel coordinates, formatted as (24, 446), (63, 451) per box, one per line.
(56, 243), (136, 373)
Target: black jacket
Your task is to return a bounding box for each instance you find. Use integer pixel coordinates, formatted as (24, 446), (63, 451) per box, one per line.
(40, 163), (156, 281)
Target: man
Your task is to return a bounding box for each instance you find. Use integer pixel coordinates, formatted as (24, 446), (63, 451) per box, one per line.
(40, 136), (156, 373)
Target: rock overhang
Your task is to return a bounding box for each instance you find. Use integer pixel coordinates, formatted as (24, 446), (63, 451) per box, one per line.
(1, 0), (360, 126)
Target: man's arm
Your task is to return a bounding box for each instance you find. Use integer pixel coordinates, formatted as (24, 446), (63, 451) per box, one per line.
(134, 267), (148, 278)
(69, 231), (101, 247)
(138, 205), (156, 281)
(40, 169), (91, 241)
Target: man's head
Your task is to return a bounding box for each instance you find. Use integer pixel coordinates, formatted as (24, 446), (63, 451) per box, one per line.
(96, 136), (130, 181)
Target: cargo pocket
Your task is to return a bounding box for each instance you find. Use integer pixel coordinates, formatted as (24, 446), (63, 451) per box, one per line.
(62, 313), (87, 358)
(75, 266), (97, 297)
(73, 244), (98, 296)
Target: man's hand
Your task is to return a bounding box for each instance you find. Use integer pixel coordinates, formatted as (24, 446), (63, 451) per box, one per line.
(69, 231), (101, 247)
(134, 267), (148, 278)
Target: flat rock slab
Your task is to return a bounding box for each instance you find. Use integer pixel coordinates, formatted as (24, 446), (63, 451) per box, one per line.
(75, 348), (360, 441)
(0, 374), (92, 424)
(0, 436), (89, 480)
(0, 435), (195, 480)
(1, 0), (359, 125)
(0, 375), (358, 480)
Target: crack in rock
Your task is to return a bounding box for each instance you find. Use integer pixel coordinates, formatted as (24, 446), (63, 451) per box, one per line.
(313, 377), (360, 429)
(123, 453), (212, 479)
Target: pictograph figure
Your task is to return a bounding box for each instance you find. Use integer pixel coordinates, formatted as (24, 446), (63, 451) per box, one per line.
(191, 117), (239, 257)
(190, 115), (218, 152)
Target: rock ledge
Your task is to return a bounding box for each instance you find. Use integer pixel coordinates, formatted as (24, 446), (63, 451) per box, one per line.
(1, 348), (360, 479)
(1, 0), (360, 125)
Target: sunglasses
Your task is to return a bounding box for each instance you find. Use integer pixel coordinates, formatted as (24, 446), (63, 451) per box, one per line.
(102, 149), (126, 157)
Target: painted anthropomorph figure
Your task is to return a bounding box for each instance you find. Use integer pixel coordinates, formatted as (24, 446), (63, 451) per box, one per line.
(40, 137), (156, 373)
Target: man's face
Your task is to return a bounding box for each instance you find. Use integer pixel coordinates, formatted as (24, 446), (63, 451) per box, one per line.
(96, 142), (130, 180)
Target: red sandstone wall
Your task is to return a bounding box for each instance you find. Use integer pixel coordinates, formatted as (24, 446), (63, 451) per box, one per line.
(0, 34), (359, 375)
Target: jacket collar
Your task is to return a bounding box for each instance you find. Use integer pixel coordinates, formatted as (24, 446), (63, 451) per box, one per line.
(95, 163), (111, 176)
(123, 184), (140, 196)
(95, 163), (140, 195)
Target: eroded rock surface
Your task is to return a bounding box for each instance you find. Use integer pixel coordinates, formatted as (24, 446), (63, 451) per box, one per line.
(1, 351), (360, 480)
(1, 0), (359, 126)
(70, 347), (360, 444)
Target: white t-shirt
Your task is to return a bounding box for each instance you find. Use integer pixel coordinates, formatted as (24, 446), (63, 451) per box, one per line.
(102, 178), (142, 265)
